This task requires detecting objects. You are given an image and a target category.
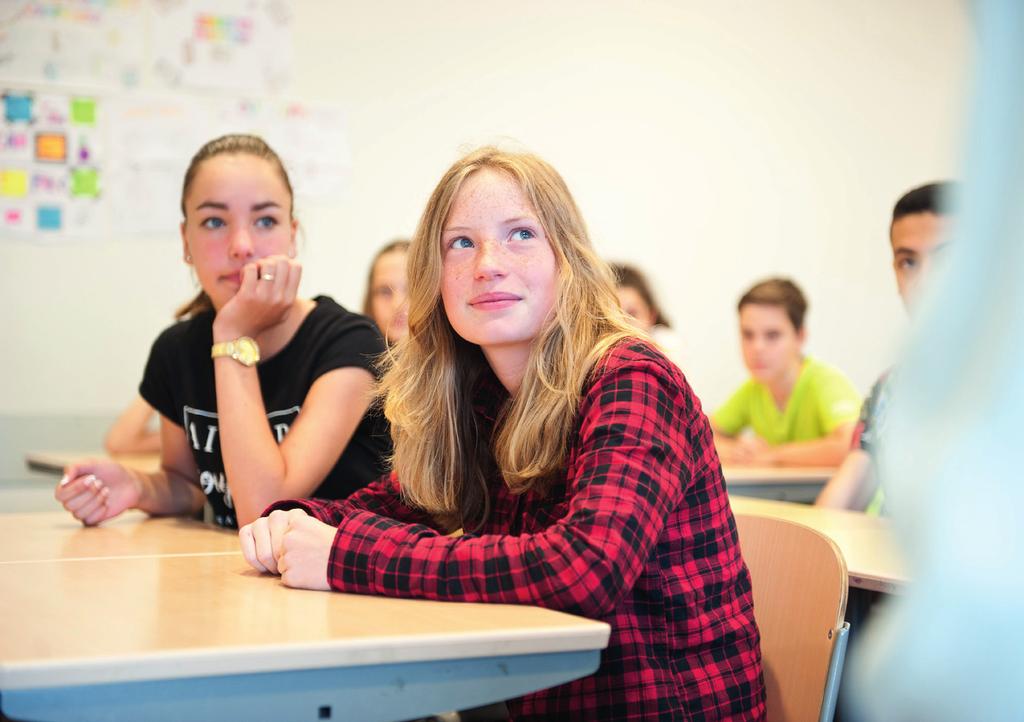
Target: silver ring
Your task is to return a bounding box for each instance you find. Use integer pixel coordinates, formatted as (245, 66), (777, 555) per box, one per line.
(261, 272), (274, 281)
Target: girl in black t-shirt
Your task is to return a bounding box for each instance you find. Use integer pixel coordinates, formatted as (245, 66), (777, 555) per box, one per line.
(55, 134), (390, 529)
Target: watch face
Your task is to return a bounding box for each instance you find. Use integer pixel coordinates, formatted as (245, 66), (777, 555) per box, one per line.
(235, 337), (260, 366)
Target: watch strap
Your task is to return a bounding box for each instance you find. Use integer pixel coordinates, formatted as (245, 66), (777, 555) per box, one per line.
(211, 336), (260, 366)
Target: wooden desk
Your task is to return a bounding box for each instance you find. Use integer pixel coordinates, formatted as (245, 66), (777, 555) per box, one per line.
(1, 515), (610, 722)
(730, 496), (907, 594)
(25, 449), (161, 475)
(0, 511), (239, 563)
(722, 465), (835, 503)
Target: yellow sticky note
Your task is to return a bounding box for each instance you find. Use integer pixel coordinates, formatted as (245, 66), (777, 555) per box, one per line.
(0, 169), (28, 197)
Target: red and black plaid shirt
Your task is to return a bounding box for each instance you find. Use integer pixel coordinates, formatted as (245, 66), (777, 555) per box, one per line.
(268, 341), (765, 720)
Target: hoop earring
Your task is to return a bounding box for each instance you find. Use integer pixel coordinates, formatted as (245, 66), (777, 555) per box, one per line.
(184, 254), (193, 262)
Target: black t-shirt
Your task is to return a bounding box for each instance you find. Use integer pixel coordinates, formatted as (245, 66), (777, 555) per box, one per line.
(139, 295), (391, 528)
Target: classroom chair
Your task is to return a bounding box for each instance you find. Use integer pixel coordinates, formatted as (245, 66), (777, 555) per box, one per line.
(735, 513), (850, 722)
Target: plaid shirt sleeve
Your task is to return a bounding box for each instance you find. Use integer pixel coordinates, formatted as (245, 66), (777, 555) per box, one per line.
(300, 352), (687, 618)
(264, 472), (441, 529)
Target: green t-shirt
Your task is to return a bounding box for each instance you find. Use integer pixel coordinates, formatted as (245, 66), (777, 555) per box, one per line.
(712, 357), (861, 445)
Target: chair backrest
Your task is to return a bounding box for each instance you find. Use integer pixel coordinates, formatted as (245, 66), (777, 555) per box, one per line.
(735, 512), (849, 722)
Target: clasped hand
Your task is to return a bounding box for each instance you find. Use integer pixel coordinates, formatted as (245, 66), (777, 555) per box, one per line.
(723, 435), (777, 465)
(54, 459), (140, 526)
(214, 255), (302, 339)
(239, 509), (336, 591)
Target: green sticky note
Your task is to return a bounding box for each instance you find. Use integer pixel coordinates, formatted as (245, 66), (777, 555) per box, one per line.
(0, 169), (29, 197)
(71, 97), (96, 125)
(71, 168), (99, 197)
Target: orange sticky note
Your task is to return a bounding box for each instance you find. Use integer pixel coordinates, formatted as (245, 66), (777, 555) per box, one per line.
(35, 133), (67, 162)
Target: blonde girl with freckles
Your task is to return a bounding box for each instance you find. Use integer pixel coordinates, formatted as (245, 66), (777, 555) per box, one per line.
(240, 147), (765, 721)
(56, 134), (390, 529)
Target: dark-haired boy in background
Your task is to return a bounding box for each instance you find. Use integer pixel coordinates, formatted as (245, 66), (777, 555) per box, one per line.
(816, 182), (952, 512)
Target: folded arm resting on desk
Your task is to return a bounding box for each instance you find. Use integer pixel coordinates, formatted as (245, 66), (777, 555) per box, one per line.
(713, 421), (855, 467)
(55, 417), (206, 526)
(243, 354), (685, 618)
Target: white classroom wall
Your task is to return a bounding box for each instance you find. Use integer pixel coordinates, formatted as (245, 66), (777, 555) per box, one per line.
(0, 0), (969, 416)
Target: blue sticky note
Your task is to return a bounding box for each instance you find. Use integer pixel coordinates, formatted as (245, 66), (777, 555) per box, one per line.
(37, 205), (61, 231)
(4, 94), (33, 123)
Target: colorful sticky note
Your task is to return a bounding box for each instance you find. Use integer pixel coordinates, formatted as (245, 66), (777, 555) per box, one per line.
(70, 168), (99, 198)
(3, 130), (30, 152)
(0, 169), (28, 197)
(4, 202), (32, 233)
(35, 133), (67, 163)
(3, 94), (32, 123)
(37, 205), (62, 231)
(2, 204), (30, 233)
(31, 171), (63, 193)
(70, 97), (96, 125)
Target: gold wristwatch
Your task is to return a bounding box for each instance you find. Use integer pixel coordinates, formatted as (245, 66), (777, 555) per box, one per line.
(211, 337), (260, 367)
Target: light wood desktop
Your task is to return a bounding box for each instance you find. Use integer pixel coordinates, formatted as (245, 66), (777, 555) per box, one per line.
(730, 496), (907, 594)
(0, 512), (610, 722)
(722, 464), (835, 503)
(0, 511), (239, 563)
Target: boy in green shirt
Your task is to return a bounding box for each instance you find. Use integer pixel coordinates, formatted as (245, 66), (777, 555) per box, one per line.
(712, 278), (861, 467)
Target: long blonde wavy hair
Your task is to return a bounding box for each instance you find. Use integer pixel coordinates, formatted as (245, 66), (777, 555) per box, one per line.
(380, 147), (638, 530)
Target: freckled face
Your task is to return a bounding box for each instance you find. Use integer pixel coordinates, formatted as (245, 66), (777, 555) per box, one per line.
(180, 154), (296, 311)
(440, 168), (558, 360)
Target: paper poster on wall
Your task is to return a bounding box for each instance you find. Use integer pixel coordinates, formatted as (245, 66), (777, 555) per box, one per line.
(105, 95), (207, 236)
(149, 0), (292, 93)
(3, 87), (345, 240)
(0, 1), (146, 90)
(214, 98), (350, 200)
(1, 89), (105, 239)
(106, 94), (349, 236)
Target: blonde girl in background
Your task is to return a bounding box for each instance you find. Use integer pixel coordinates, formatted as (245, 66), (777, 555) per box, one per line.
(363, 238), (411, 345)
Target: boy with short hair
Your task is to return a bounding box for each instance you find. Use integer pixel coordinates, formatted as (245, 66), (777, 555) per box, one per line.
(712, 277), (861, 467)
(816, 182), (952, 512)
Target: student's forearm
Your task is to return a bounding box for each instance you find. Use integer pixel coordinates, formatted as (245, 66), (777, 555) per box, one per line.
(213, 359), (291, 527)
(712, 430), (741, 462)
(105, 397), (160, 454)
(816, 451), (876, 509)
(764, 437), (850, 467)
(132, 467), (206, 516)
(105, 429), (161, 455)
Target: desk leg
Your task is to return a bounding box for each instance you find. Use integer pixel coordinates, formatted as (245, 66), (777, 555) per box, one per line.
(1, 649), (600, 722)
